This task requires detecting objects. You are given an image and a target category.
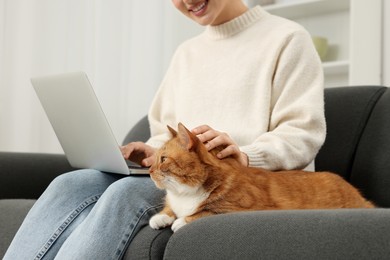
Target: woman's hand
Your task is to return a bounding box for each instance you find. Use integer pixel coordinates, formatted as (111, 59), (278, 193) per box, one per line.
(192, 125), (249, 166)
(120, 142), (156, 167)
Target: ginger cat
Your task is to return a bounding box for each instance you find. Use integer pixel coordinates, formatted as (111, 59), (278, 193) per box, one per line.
(149, 123), (374, 232)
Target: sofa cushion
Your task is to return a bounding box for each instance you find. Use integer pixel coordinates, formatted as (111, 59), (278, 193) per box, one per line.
(0, 199), (35, 258)
(350, 88), (390, 207)
(164, 209), (390, 259)
(124, 226), (172, 260)
(0, 152), (73, 199)
(315, 86), (386, 179)
(122, 116), (150, 145)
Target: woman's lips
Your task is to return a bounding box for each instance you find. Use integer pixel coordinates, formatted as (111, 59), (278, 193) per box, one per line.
(189, 0), (208, 17)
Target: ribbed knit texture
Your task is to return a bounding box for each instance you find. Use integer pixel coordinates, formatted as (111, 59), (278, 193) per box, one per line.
(147, 6), (326, 171)
(205, 6), (265, 39)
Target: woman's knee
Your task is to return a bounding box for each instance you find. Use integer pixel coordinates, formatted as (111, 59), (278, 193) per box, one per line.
(101, 177), (164, 205)
(47, 169), (119, 195)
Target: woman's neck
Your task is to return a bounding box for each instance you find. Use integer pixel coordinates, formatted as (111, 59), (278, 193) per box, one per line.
(211, 1), (249, 26)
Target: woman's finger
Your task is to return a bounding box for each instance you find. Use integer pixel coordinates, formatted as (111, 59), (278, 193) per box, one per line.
(191, 125), (212, 135)
(142, 155), (156, 167)
(198, 129), (221, 143)
(205, 132), (234, 149)
(218, 145), (249, 166)
(217, 144), (240, 158)
(120, 142), (155, 165)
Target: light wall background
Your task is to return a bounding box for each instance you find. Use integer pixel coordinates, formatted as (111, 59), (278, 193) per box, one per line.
(1, 0), (389, 154)
(0, 0), (202, 153)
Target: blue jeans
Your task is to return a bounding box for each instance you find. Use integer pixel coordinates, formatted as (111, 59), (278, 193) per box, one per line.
(4, 169), (165, 260)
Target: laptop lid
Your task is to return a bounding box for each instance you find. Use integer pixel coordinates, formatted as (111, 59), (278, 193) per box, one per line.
(31, 71), (148, 175)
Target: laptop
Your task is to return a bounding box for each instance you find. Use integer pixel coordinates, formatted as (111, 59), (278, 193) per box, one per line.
(31, 71), (149, 175)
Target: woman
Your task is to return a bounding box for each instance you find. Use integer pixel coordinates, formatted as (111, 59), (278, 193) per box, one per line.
(4, 0), (325, 259)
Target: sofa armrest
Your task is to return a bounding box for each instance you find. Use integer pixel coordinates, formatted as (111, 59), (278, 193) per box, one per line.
(164, 209), (390, 259)
(0, 152), (75, 199)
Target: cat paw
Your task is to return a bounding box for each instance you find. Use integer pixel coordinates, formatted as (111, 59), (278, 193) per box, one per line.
(149, 213), (175, 230)
(171, 217), (187, 232)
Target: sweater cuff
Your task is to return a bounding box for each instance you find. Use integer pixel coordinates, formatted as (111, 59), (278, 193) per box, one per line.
(145, 140), (165, 150)
(240, 145), (315, 171)
(240, 145), (270, 170)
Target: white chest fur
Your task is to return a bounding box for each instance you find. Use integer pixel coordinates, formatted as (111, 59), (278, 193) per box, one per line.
(167, 187), (210, 218)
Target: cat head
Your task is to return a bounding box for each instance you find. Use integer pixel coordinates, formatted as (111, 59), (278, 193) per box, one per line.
(149, 123), (216, 194)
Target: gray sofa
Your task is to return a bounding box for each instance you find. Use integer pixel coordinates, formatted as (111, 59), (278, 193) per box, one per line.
(1, 86), (390, 259)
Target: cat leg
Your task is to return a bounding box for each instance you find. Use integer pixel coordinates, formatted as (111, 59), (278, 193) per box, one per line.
(171, 217), (187, 232)
(172, 211), (216, 232)
(149, 205), (176, 230)
(149, 214), (175, 230)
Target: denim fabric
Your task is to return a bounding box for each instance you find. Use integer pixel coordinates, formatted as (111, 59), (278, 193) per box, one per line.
(4, 169), (164, 260)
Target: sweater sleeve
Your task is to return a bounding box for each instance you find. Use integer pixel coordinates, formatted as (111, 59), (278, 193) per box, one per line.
(145, 77), (173, 149)
(240, 29), (326, 171)
(145, 48), (181, 149)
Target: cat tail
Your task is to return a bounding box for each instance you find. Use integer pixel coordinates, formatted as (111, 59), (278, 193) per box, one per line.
(364, 200), (376, 208)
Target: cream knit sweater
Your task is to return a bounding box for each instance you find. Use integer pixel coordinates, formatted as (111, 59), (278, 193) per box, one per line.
(146, 6), (326, 171)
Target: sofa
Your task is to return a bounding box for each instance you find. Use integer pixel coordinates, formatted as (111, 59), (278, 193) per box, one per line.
(1, 86), (390, 259)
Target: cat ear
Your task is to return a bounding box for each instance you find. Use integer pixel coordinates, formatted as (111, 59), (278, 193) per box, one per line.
(167, 125), (177, 137)
(177, 122), (198, 151)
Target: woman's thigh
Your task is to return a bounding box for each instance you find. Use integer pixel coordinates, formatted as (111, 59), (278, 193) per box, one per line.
(55, 175), (165, 260)
(4, 169), (122, 260)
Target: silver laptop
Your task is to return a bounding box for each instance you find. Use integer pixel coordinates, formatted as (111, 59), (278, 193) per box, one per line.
(31, 71), (149, 175)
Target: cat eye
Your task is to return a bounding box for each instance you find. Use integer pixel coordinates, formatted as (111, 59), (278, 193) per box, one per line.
(160, 156), (167, 163)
